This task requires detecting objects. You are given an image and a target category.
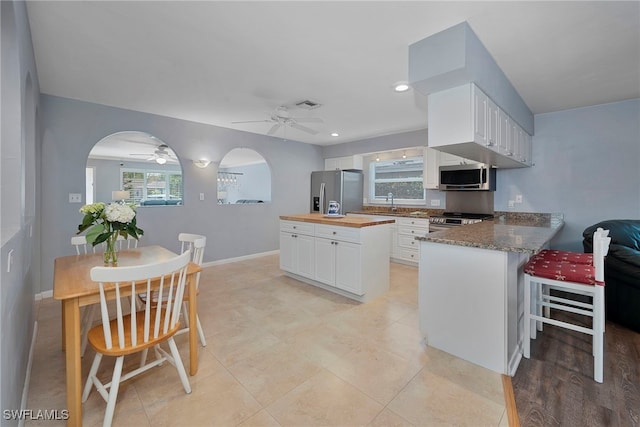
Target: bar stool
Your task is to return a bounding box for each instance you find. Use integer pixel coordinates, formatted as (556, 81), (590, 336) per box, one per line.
(523, 228), (611, 383)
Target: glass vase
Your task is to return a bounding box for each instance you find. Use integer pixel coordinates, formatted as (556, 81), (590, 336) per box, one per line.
(103, 233), (118, 265)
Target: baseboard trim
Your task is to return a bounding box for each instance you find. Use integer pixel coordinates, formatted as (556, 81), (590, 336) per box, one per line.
(501, 374), (520, 427)
(35, 290), (52, 301)
(202, 250), (279, 268)
(19, 321), (38, 427)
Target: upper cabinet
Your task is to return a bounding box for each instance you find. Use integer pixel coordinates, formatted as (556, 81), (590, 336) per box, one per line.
(324, 155), (363, 171)
(428, 83), (532, 168)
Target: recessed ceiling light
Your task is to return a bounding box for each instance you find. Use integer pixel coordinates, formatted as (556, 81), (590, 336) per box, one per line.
(331, 132), (339, 137)
(393, 82), (410, 92)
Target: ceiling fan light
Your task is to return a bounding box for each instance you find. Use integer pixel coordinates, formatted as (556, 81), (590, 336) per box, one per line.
(156, 157), (167, 165)
(331, 132), (339, 137)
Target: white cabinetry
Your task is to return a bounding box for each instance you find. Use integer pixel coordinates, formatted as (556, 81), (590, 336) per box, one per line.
(314, 224), (363, 295)
(279, 219), (391, 302)
(279, 221), (315, 279)
(428, 83), (532, 168)
(324, 155), (363, 171)
(395, 217), (429, 265)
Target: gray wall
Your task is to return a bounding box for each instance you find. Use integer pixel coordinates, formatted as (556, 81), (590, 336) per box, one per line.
(496, 98), (640, 250)
(221, 162), (271, 203)
(40, 95), (323, 293)
(1, 1), (41, 422)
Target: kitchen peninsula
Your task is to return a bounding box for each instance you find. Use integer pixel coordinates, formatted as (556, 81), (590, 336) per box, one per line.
(416, 213), (564, 376)
(279, 213), (394, 302)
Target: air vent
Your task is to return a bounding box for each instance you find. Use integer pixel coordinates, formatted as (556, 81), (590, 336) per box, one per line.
(295, 99), (322, 110)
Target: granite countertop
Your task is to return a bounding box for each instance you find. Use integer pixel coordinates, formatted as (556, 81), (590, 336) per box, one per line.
(280, 213), (395, 228)
(415, 214), (564, 254)
(348, 208), (442, 218)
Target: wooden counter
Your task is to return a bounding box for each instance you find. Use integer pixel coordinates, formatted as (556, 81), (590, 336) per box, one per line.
(279, 213), (395, 228)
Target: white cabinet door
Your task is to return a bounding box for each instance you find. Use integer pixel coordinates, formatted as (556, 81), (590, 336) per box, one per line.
(279, 232), (296, 272)
(335, 240), (363, 295)
(325, 155), (363, 171)
(296, 234), (316, 279)
(314, 238), (336, 286)
(423, 147), (439, 189)
(486, 98), (500, 153)
(473, 86), (488, 146)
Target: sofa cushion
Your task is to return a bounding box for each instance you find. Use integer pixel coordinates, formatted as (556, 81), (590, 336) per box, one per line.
(583, 219), (640, 251)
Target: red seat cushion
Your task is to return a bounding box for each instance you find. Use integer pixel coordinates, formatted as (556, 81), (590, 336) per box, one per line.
(531, 249), (593, 265)
(524, 257), (602, 285)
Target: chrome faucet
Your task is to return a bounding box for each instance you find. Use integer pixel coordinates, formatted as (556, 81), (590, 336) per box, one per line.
(386, 192), (397, 211)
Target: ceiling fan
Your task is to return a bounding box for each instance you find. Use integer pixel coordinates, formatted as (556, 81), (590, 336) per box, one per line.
(129, 144), (177, 164)
(232, 106), (323, 135)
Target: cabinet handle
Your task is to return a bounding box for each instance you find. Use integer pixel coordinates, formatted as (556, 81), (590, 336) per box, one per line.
(332, 231), (337, 235)
(411, 230), (415, 234)
(293, 226), (297, 229)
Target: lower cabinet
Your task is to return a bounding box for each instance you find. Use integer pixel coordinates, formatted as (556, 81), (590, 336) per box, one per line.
(315, 237), (362, 295)
(279, 219), (390, 302)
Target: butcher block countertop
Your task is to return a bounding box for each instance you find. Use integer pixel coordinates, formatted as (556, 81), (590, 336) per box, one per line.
(280, 213), (395, 228)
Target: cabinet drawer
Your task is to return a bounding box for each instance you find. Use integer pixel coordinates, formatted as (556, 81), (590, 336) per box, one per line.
(398, 226), (428, 238)
(398, 248), (419, 262)
(397, 217), (429, 228)
(280, 220), (314, 235)
(315, 224), (361, 244)
(398, 234), (420, 249)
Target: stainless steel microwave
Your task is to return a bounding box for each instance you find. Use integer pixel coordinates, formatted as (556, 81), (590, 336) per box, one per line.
(439, 163), (496, 191)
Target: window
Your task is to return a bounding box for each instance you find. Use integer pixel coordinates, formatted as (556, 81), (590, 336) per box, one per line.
(369, 156), (425, 203)
(122, 169), (183, 206)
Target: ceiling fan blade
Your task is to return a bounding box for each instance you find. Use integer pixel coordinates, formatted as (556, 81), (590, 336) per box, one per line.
(267, 123), (281, 135)
(232, 119), (273, 124)
(291, 117), (323, 123)
(289, 122), (318, 135)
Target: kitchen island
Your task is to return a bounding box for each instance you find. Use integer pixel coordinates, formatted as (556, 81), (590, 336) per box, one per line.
(279, 213), (395, 302)
(416, 213), (563, 376)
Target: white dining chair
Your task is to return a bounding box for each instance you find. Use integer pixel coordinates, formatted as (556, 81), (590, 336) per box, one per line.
(176, 233), (207, 346)
(82, 251), (192, 427)
(115, 234), (139, 250)
(72, 236), (102, 356)
(523, 228), (611, 383)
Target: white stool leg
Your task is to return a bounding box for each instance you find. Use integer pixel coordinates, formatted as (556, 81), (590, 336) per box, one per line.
(539, 284), (547, 332)
(524, 274), (532, 358)
(593, 286), (604, 383)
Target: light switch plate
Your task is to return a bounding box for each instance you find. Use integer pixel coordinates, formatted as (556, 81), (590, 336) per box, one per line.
(199, 193), (205, 201)
(69, 193), (82, 203)
(430, 199), (441, 206)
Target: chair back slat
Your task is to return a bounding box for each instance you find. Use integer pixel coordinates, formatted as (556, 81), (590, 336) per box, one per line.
(116, 235), (139, 250)
(90, 250), (191, 350)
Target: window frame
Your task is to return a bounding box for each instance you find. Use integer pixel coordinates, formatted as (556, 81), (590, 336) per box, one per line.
(120, 167), (183, 206)
(368, 156), (425, 205)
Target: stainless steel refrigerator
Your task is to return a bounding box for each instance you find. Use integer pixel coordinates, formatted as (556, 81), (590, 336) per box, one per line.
(310, 170), (364, 215)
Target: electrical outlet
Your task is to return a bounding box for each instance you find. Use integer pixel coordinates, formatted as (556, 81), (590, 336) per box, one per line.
(69, 193), (82, 203)
(199, 193), (205, 201)
(515, 194), (523, 203)
(508, 200), (515, 208)
(430, 199), (441, 207)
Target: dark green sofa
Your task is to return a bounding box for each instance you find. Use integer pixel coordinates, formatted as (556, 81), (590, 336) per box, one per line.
(583, 220), (640, 332)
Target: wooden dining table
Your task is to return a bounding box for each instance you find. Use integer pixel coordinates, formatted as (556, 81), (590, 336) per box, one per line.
(53, 245), (202, 426)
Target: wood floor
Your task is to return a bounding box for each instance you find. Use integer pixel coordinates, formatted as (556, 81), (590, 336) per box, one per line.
(512, 311), (640, 427)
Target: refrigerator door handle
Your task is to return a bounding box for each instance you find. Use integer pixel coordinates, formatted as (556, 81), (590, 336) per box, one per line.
(319, 182), (325, 215)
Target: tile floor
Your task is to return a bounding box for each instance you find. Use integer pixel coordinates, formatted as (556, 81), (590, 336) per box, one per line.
(27, 255), (509, 426)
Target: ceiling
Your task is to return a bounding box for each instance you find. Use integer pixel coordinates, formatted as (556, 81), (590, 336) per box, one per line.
(26, 1), (640, 146)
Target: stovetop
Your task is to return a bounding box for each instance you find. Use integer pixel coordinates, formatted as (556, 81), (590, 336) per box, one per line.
(429, 212), (494, 226)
